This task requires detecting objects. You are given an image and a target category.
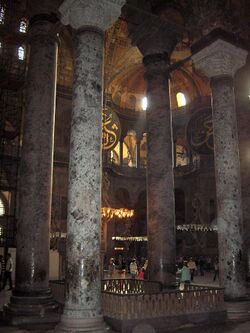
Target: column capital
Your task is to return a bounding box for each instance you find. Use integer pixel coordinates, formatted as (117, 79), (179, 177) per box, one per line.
(130, 18), (182, 57)
(192, 39), (248, 79)
(122, 3), (182, 57)
(59, 0), (125, 32)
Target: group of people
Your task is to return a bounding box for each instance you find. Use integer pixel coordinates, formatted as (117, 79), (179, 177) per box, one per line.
(108, 257), (148, 280)
(0, 253), (13, 291)
(178, 256), (219, 288)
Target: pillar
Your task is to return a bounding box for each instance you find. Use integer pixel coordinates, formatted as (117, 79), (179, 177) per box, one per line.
(119, 138), (124, 166)
(143, 53), (176, 286)
(136, 136), (141, 169)
(56, 1), (125, 332)
(123, 10), (182, 285)
(192, 38), (248, 299)
(6, 7), (59, 324)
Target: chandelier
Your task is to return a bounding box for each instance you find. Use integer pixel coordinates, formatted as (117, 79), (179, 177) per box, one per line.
(101, 207), (134, 219)
(176, 224), (217, 232)
(112, 236), (147, 242)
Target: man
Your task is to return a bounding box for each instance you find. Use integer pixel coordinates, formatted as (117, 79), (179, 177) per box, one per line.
(187, 257), (197, 282)
(129, 258), (138, 279)
(0, 255), (4, 289)
(2, 253), (13, 291)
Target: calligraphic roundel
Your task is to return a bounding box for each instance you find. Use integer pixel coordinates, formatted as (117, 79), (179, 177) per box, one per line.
(102, 107), (121, 151)
(186, 108), (214, 155)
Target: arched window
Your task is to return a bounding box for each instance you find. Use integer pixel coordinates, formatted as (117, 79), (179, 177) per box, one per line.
(0, 5), (5, 24)
(176, 144), (189, 166)
(19, 18), (28, 33)
(18, 46), (25, 60)
(176, 92), (186, 107)
(141, 96), (147, 111)
(124, 130), (137, 167)
(0, 197), (5, 216)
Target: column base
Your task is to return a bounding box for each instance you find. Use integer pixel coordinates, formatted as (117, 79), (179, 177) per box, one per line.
(55, 315), (107, 333)
(226, 296), (250, 321)
(4, 289), (60, 326)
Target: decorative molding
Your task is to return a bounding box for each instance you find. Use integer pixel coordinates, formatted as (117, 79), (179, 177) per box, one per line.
(59, 0), (126, 32)
(192, 39), (248, 79)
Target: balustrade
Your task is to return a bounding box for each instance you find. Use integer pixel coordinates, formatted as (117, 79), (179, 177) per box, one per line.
(50, 280), (225, 321)
(102, 286), (225, 320)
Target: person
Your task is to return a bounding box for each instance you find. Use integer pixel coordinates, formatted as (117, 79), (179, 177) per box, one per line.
(213, 259), (219, 281)
(138, 267), (145, 280)
(2, 253), (13, 291)
(129, 258), (138, 279)
(0, 255), (3, 289)
(179, 261), (191, 289)
(199, 257), (205, 276)
(108, 258), (116, 278)
(187, 257), (197, 282)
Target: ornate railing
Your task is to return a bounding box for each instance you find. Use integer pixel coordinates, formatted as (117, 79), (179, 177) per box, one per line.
(102, 279), (161, 294)
(102, 286), (225, 320)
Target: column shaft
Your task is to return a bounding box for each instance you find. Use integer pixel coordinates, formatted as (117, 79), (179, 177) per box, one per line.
(211, 76), (246, 298)
(144, 55), (176, 286)
(57, 29), (105, 332)
(7, 17), (58, 324)
(136, 140), (141, 168)
(119, 139), (123, 166)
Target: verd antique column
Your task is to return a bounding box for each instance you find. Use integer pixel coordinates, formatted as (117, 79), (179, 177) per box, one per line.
(192, 39), (248, 299)
(6, 5), (59, 325)
(56, 1), (125, 332)
(143, 53), (176, 287)
(123, 7), (182, 285)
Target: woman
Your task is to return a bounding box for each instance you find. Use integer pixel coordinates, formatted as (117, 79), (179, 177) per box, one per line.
(179, 261), (191, 290)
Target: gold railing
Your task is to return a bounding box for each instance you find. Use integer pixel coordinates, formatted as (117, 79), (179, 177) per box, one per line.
(102, 279), (161, 294)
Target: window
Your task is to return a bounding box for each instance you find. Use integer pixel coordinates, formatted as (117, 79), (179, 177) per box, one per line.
(18, 46), (25, 60)
(19, 18), (28, 33)
(141, 96), (148, 111)
(176, 144), (188, 166)
(176, 92), (186, 107)
(0, 5), (5, 24)
(0, 197), (5, 216)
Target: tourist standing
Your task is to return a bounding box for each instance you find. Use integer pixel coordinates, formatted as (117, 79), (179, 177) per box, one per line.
(129, 258), (138, 279)
(179, 261), (191, 289)
(187, 257), (197, 282)
(213, 259), (219, 281)
(108, 257), (116, 278)
(2, 253), (13, 290)
(0, 255), (3, 289)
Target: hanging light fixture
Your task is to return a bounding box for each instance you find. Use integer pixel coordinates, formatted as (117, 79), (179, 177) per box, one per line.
(101, 207), (134, 220)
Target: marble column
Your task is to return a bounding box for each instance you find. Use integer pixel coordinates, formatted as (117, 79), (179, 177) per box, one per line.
(122, 11), (182, 285)
(6, 12), (59, 324)
(143, 54), (176, 286)
(136, 136), (141, 169)
(192, 39), (248, 299)
(119, 139), (124, 166)
(56, 1), (125, 332)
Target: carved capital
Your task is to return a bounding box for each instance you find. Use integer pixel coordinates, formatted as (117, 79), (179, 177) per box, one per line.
(27, 0), (61, 18)
(122, 4), (182, 57)
(131, 17), (181, 57)
(59, 0), (125, 32)
(192, 39), (248, 79)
